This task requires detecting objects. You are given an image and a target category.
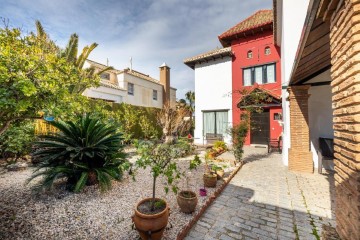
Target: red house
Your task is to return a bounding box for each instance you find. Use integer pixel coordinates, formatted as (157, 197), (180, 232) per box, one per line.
(219, 10), (282, 145)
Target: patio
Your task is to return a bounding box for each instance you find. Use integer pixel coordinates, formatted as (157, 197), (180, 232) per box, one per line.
(185, 146), (336, 239)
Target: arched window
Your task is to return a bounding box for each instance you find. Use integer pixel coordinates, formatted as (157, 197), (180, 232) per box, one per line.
(247, 50), (253, 59)
(265, 46), (271, 55)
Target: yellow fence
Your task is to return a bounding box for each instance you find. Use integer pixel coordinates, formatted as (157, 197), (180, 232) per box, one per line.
(34, 119), (58, 135)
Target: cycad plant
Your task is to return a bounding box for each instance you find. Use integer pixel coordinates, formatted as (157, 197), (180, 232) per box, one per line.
(28, 115), (129, 193)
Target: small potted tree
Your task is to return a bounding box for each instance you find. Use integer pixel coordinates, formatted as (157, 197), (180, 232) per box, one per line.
(132, 141), (184, 240)
(212, 164), (225, 180)
(203, 157), (217, 188)
(176, 155), (201, 213)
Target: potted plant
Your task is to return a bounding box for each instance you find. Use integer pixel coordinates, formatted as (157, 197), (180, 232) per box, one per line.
(203, 157), (217, 188)
(133, 141), (190, 240)
(176, 155), (201, 214)
(212, 164), (225, 180)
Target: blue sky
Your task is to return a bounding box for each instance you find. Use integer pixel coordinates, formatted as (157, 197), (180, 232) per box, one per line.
(0, 0), (271, 99)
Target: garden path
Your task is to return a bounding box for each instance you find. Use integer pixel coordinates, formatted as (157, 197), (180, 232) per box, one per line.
(185, 146), (336, 240)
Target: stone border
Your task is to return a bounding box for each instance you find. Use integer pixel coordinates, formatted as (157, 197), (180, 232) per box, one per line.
(176, 162), (244, 240)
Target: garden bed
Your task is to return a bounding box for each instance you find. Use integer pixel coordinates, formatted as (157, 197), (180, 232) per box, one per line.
(0, 153), (239, 240)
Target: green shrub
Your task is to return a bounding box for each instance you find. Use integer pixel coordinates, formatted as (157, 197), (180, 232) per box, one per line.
(0, 121), (35, 160)
(173, 139), (195, 157)
(230, 114), (249, 161)
(112, 103), (162, 142)
(28, 114), (129, 193)
(213, 141), (228, 151)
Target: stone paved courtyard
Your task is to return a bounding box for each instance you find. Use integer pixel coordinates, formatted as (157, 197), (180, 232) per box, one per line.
(186, 146), (336, 240)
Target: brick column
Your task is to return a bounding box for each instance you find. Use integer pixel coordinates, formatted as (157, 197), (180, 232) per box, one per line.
(330, 1), (360, 239)
(287, 85), (313, 173)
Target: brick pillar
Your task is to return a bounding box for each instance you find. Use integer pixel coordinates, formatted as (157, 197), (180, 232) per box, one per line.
(330, 1), (360, 239)
(287, 85), (313, 173)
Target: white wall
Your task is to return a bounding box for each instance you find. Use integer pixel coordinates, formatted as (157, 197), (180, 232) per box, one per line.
(309, 84), (334, 169)
(120, 73), (164, 109)
(82, 86), (125, 103)
(194, 57), (232, 145)
(280, 0), (310, 165)
(170, 88), (177, 107)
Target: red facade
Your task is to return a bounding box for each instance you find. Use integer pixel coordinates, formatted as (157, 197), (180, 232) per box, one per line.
(218, 10), (282, 145)
(231, 30), (282, 145)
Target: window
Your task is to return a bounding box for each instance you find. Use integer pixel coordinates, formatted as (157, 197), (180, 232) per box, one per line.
(274, 113), (282, 120)
(100, 73), (110, 80)
(128, 83), (134, 95)
(247, 50), (253, 59)
(153, 90), (158, 100)
(243, 63), (276, 86)
(203, 111), (228, 136)
(265, 46), (271, 55)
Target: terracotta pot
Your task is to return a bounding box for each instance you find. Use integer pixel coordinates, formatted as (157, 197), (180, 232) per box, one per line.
(216, 169), (225, 180)
(203, 173), (217, 188)
(132, 198), (169, 240)
(177, 190), (198, 213)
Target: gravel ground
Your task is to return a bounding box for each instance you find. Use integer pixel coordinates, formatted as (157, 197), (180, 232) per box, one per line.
(0, 152), (236, 240)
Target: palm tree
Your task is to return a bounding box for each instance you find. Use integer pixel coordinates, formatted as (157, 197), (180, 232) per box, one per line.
(35, 21), (113, 94)
(185, 91), (195, 121)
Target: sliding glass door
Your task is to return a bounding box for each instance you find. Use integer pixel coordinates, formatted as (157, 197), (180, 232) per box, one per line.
(203, 110), (228, 136)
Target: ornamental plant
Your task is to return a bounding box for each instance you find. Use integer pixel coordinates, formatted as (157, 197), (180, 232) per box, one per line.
(135, 141), (200, 212)
(28, 114), (129, 193)
(230, 113), (249, 161)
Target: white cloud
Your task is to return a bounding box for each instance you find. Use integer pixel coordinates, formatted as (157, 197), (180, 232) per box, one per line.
(0, 0), (272, 99)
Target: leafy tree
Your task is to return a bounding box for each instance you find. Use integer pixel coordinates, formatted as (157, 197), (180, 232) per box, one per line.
(185, 91), (195, 119)
(177, 91), (195, 135)
(0, 121), (35, 160)
(135, 141), (201, 211)
(0, 21), (109, 136)
(28, 115), (129, 192)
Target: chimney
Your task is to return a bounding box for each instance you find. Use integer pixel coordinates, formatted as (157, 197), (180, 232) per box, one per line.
(159, 62), (170, 106)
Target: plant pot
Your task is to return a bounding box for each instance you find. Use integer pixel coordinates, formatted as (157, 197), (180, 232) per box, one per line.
(132, 198), (169, 240)
(199, 188), (207, 196)
(203, 173), (217, 188)
(216, 169), (225, 180)
(177, 190), (198, 214)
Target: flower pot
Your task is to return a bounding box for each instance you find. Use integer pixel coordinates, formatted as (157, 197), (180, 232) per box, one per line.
(216, 169), (225, 180)
(177, 190), (198, 214)
(203, 173), (217, 188)
(199, 188), (207, 196)
(132, 198), (169, 240)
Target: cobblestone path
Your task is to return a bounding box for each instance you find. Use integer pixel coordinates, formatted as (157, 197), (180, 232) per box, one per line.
(185, 147), (336, 240)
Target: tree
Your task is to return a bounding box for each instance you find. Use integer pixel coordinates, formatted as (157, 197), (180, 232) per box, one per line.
(185, 91), (195, 120)
(0, 22), (103, 136)
(35, 21), (113, 95)
(157, 102), (187, 143)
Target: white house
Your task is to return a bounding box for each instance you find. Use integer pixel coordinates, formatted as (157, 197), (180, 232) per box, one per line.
(83, 60), (177, 108)
(275, 1), (360, 238)
(274, 0), (334, 170)
(184, 48), (233, 145)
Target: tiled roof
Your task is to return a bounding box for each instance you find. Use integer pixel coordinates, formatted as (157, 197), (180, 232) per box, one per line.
(99, 80), (125, 91)
(87, 60), (177, 91)
(122, 68), (159, 84)
(120, 68), (177, 90)
(86, 59), (122, 74)
(219, 10), (273, 47)
(183, 47), (233, 69)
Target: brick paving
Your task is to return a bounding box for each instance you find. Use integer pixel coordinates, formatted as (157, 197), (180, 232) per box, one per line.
(185, 146), (336, 240)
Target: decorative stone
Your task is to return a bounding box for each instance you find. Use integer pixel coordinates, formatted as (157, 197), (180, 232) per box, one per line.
(6, 162), (28, 171)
